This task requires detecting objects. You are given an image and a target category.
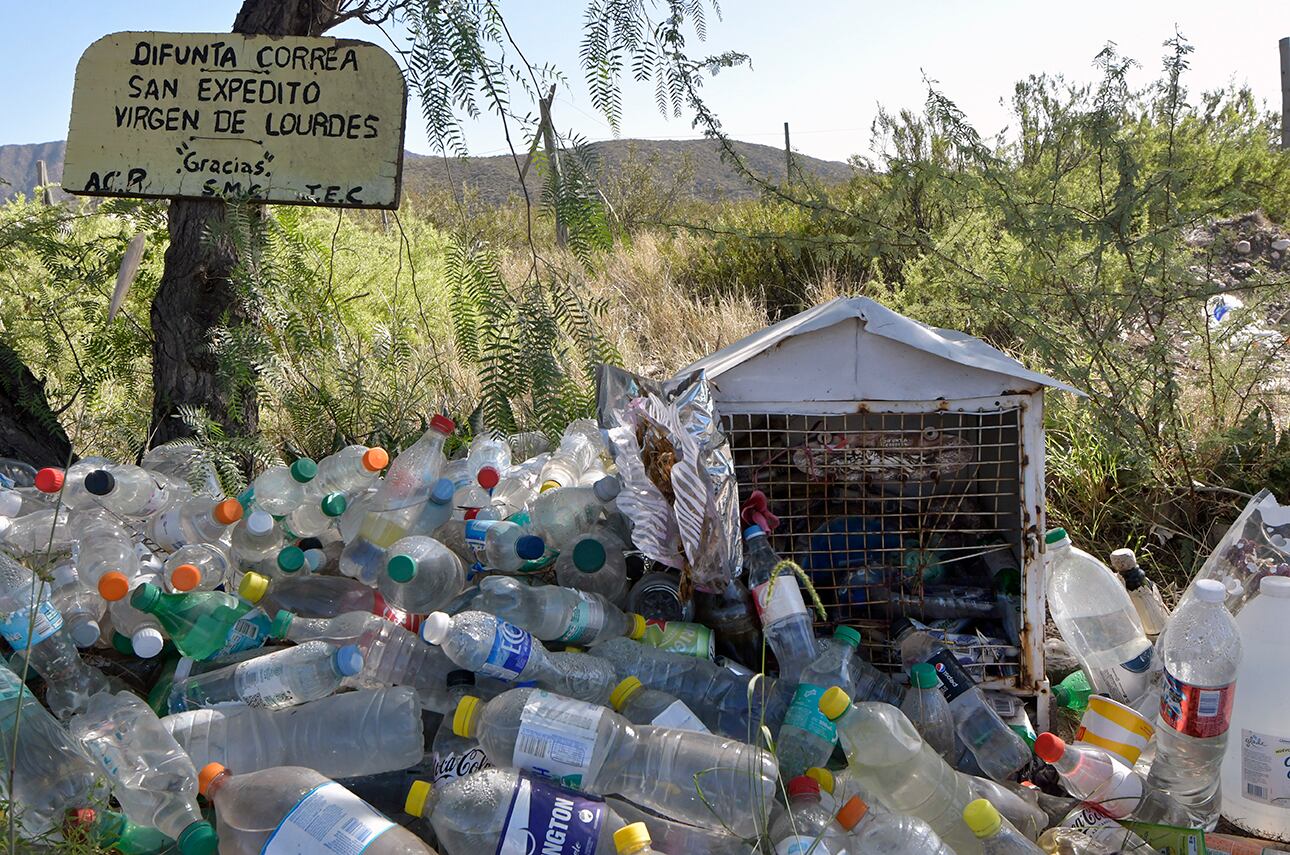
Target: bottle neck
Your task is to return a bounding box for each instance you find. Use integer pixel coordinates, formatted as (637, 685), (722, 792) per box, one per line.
(204, 772), (231, 801)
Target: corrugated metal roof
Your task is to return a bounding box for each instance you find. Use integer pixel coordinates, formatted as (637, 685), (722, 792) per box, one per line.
(678, 296), (1084, 396)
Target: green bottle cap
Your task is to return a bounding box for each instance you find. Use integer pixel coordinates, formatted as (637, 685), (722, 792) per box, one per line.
(910, 662), (940, 689)
(320, 492), (347, 517)
(289, 458), (318, 483)
(276, 547), (305, 574)
(270, 610), (294, 639)
(387, 554), (418, 583)
(833, 626), (862, 648)
(177, 820), (219, 855)
(572, 538), (606, 572)
(1045, 528), (1068, 545)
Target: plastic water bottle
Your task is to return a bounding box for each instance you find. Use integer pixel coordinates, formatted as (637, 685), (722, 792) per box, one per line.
(1045, 529), (1158, 705)
(0, 552), (110, 718)
(411, 477), (456, 534)
(537, 427), (601, 492)
(0, 660), (106, 838)
(198, 764), (435, 854)
(149, 495), (243, 551)
(64, 807), (177, 855)
(1108, 548), (1170, 640)
(76, 516), (141, 600)
(609, 676), (709, 733)
(475, 574), (640, 645)
(85, 464), (181, 517)
(164, 686), (424, 779)
(542, 649), (620, 706)
(902, 662), (957, 758)
(770, 775), (850, 854)
(893, 618), (1031, 782)
(284, 490), (348, 539)
(453, 686), (777, 837)
(314, 445), (388, 493)
(834, 794), (956, 855)
(47, 562), (105, 648)
(381, 536), (466, 614)
(555, 529), (629, 604)
(130, 582), (280, 661)
(776, 625), (862, 778)
(1034, 733), (1187, 824)
(820, 689), (984, 855)
(963, 799), (1042, 854)
(430, 670), (493, 786)
(1146, 577), (1241, 829)
(433, 518), (545, 573)
(589, 635), (768, 739)
(527, 476), (622, 549)
(229, 509), (282, 566)
(109, 576), (168, 658)
(168, 640), (363, 711)
(278, 611), (455, 697)
(163, 543), (233, 594)
(406, 767), (625, 854)
(419, 609), (557, 682)
(239, 571), (381, 619)
(70, 691), (219, 855)
(744, 524), (817, 683)
(606, 797), (752, 855)
(33, 460), (114, 510)
(1221, 575), (1290, 839)
(466, 434), (512, 489)
(250, 458), (317, 515)
(613, 822), (660, 855)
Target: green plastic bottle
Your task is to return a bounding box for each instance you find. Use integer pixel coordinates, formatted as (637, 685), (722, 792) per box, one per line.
(130, 583), (283, 661)
(1052, 670), (1093, 713)
(66, 807), (178, 855)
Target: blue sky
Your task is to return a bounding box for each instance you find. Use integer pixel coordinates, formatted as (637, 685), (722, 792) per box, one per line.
(3, 0), (1285, 162)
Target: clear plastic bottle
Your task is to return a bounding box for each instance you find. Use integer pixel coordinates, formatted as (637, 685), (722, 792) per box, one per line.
(744, 524), (817, 683)
(527, 476), (622, 549)
(543, 649), (619, 706)
(279, 610), (455, 696)
(820, 690), (984, 855)
(163, 543), (233, 594)
(614, 822), (660, 855)
(142, 444), (222, 497)
(33, 458), (114, 510)
(475, 574), (639, 645)
(466, 434), (512, 490)
(1034, 733), (1188, 824)
(411, 477), (456, 534)
(894, 619), (1031, 782)
(250, 458), (317, 516)
(0, 660), (107, 838)
(1045, 529), (1158, 705)
(902, 662), (957, 758)
(130, 582), (277, 661)
(555, 529), (630, 604)
(85, 464), (182, 517)
(834, 794), (956, 855)
(609, 676), (710, 733)
(1146, 577), (1242, 829)
(149, 496), (242, 552)
(284, 490), (348, 539)
(76, 515), (141, 601)
(168, 640), (364, 711)
(1108, 548), (1170, 640)
(430, 670), (493, 787)
(109, 574), (168, 658)
(0, 551), (110, 718)
(454, 686), (777, 838)
(850, 652), (907, 706)
(198, 764), (435, 855)
(606, 796), (751, 855)
(963, 799), (1043, 854)
(229, 509), (283, 566)
(777, 625), (861, 779)
(770, 775), (850, 855)
(407, 767), (624, 854)
(314, 445), (388, 494)
(239, 571), (377, 619)
(163, 686), (424, 778)
(1221, 575), (1290, 840)
(47, 561), (105, 648)
(589, 635), (768, 739)
(381, 536), (467, 614)
(433, 518), (545, 573)
(70, 691), (219, 855)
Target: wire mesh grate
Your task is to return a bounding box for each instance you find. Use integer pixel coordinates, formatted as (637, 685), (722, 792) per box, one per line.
(724, 407), (1027, 685)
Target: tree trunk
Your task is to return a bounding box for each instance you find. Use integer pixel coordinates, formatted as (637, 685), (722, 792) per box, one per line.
(0, 338), (73, 468)
(147, 0), (339, 447)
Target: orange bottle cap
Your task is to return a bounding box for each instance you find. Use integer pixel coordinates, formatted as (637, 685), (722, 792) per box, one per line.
(97, 572), (131, 602)
(170, 564), (202, 592)
(836, 795), (868, 830)
(362, 447), (390, 472)
(213, 499), (243, 525)
(197, 763), (226, 796)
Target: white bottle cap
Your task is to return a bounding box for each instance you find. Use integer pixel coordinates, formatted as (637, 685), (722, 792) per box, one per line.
(246, 510), (275, 536)
(1260, 576), (1290, 598)
(1194, 579), (1226, 603)
(1108, 549), (1137, 573)
(132, 627), (165, 658)
(420, 612), (451, 645)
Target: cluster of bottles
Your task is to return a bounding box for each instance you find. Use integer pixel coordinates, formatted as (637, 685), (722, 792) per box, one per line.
(0, 420), (1280, 854)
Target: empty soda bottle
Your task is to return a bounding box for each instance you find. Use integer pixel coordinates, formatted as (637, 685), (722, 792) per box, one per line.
(901, 662), (956, 758)
(777, 625), (862, 779)
(430, 670), (493, 787)
(163, 686), (424, 779)
(527, 476), (622, 550)
(609, 676), (709, 733)
(453, 686), (777, 838)
(433, 518), (545, 573)
(168, 640), (363, 711)
(744, 524), (817, 683)
(475, 574), (640, 645)
(465, 434), (512, 490)
(240, 571), (394, 621)
(769, 775), (850, 854)
(47, 561), (104, 648)
(613, 822), (660, 855)
(555, 528), (629, 604)
(230, 509), (283, 566)
(381, 535), (466, 615)
(963, 799), (1043, 854)
(1108, 549), (1170, 641)
(130, 582), (281, 661)
(163, 543), (233, 593)
(198, 763), (435, 854)
(630, 616), (715, 659)
(1034, 733), (1188, 825)
(76, 515), (141, 600)
(834, 794), (957, 855)
(1051, 671), (1093, 714)
(109, 576), (168, 658)
(283, 490), (348, 539)
(70, 691), (219, 855)
(149, 495), (242, 551)
(313, 445), (388, 493)
(249, 458), (317, 516)
(85, 463), (181, 518)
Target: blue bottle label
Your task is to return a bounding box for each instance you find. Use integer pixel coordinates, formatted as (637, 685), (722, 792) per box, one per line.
(210, 608), (272, 659)
(1119, 646), (1154, 673)
(781, 682), (838, 743)
(496, 772), (605, 855)
(482, 619), (533, 681)
(0, 601), (64, 651)
(464, 519), (498, 548)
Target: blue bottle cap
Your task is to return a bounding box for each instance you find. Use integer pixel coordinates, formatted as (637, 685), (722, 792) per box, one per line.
(516, 535), (545, 560)
(333, 644), (365, 677)
(430, 477), (455, 504)
(743, 525), (765, 540)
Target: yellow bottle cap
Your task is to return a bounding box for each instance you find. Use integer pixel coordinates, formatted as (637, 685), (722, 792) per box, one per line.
(238, 571), (270, 604)
(609, 677), (644, 711)
(804, 767), (834, 794)
(613, 822), (651, 854)
(452, 696), (480, 738)
(628, 614), (646, 639)
(404, 780), (433, 818)
(540, 480), (561, 493)
(818, 686), (851, 721)
(962, 799), (1002, 838)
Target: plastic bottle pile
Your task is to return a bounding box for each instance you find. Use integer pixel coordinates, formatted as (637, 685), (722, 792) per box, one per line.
(0, 427), (1283, 854)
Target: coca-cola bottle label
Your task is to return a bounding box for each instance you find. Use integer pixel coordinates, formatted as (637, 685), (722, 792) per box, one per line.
(1159, 668), (1236, 738)
(431, 747), (491, 784)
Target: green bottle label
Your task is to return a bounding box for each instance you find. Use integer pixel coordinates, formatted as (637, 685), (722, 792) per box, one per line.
(781, 683), (837, 743)
(638, 618), (714, 660)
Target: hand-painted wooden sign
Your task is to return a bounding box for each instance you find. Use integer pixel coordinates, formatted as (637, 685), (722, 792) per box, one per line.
(63, 32), (407, 209)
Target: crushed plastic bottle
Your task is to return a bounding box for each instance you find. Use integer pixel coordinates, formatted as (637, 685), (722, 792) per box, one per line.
(475, 574), (640, 645)
(167, 639), (363, 711)
(902, 662), (956, 758)
(776, 625), (861, 779)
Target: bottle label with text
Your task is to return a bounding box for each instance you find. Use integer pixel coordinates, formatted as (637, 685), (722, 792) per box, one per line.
(1159, 668), (1235, 739)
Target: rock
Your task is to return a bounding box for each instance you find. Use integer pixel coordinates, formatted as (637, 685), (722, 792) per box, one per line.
(1273, 238), (1290, 251)
(1274, 252), (1282, 261)
(1230, 262), (1255, 279)
(1044, 637), (1081, 682)
(1235, 239), (1252, 254)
